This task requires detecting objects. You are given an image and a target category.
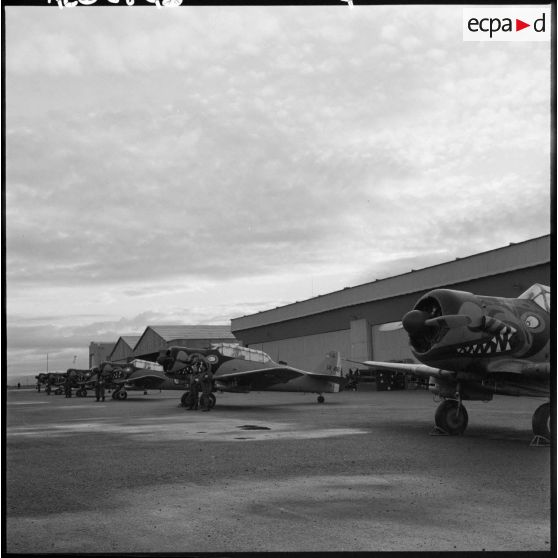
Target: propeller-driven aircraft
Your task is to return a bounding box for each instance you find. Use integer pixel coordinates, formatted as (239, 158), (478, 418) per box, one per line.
(348, 284), (550, 440)
(36, 372), (66, 394)
(97, 359), (182, 400)
(64, 368), (97, 397)
(156, 343), (344, 408)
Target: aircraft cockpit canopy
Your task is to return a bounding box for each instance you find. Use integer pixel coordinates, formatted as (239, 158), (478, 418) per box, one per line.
(211, 343), (272, 363)
(518, 283), (550, 312)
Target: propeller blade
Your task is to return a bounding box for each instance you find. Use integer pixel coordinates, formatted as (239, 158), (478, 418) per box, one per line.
(378, 321), (403, 332)
(425, 314), (471, 329)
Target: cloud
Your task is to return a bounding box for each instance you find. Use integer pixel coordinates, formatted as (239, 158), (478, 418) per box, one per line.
(5, 5), (551, 377)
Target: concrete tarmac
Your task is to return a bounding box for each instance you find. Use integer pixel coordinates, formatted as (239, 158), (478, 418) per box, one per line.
(5, 387), (552, 553)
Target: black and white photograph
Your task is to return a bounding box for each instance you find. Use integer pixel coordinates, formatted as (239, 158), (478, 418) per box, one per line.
(4, 1), (553, 553)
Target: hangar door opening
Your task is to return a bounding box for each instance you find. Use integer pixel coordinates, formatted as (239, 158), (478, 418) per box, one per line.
(249, 330), (350, 372)
(371, 324), (415, 362)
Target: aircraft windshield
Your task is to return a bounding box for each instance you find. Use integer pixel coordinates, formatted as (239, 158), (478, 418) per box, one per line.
(212, 343), (272, 363)
(518, 283), (550, 312)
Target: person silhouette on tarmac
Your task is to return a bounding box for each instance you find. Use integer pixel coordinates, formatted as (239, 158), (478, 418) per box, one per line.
(200, 369), (213, 412)
(189, 373), (200, 410)
(95, 368), (105, 402)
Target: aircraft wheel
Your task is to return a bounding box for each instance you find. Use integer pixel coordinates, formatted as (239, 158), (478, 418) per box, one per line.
(317, 395), (325, 404)
(435, 399), (468, 435)
(180, 391), (192, 408)
(116, 390), (127, 401)
(532, 402), (550, 439)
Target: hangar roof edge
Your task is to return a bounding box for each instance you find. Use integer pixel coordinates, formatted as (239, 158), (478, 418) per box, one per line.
(136, 325), (236, 347)
(230, 235), (550, 331)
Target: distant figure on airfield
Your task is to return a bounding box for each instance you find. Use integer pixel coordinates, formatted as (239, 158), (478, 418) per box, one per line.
(95, 368), (105, 402)
(64, 374), (72, 398)
(188, 372), (200, 410)
(200, 370), (214, 412)
(17, 382), (21, 389)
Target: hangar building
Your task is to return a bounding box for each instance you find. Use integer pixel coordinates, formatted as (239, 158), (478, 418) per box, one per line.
(109, 336), (141, 364)
(89, 342), (116, 368)
(230, 235), (551, 371)
(132, 325), (236, 357)
(90, 326), (236, 366)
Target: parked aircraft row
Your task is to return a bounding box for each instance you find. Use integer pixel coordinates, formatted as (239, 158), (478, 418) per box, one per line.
(35, 284), (551, 442)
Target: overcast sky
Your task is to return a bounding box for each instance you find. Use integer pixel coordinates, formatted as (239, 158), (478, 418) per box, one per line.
(5, 4), (551, 378)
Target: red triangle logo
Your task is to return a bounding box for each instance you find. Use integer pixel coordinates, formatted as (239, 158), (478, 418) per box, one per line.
(516, 19), (530, 31)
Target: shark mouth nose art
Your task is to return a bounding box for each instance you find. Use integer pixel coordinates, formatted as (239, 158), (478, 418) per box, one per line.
(456, 325), (517, 356)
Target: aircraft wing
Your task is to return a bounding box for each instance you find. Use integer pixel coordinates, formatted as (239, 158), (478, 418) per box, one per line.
(486, 359), (550, 377)
(215, 367), (303, 389)
(349, 360), (456, 380)
(300, 370), (346, 384)
(114, 373), (168, 389)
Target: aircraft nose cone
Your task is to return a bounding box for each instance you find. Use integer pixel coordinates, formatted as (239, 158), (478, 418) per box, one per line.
(402, 309), (428, 335)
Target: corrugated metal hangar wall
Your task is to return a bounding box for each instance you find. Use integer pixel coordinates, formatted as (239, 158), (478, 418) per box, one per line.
(231, 236), (551, 371)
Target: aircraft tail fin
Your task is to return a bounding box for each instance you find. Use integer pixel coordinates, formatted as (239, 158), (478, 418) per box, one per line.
(310, 351), (344, 392)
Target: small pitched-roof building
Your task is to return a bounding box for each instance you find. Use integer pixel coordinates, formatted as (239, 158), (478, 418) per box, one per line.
(89, 342), (116, 368)
(109, 335), (141, 363)
(133, 325), (236, 357)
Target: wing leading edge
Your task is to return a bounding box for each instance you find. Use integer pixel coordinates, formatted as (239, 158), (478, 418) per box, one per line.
(350, 360), (456, 380)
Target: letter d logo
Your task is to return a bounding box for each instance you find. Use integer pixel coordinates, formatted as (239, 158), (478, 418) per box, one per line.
(534, 13), (545, 32)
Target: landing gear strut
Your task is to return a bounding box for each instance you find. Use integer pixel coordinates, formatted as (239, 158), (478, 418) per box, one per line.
(433, 399), (469, 435)
(181, 391), (217, 409)
(180, 391), (192, 407)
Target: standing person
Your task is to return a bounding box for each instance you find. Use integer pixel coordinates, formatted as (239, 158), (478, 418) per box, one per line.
(189, 372), (200, 410)
(46, 374), (55, 395)
(353, 369), (360, 391)
(64, 374), (72, 398)
(95, 369), (105, 402)
(200, 369), (213, 412)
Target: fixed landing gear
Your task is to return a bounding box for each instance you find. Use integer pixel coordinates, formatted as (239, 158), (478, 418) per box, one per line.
(317, 395), (325, 404)
(180, 391), (196, 408)
(180, 391), (216, 409)
(434, 399), (469, 435)
(112, 388), (128, 401)
(76, 388), (87, 397)
(531, 402), (550, 443)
